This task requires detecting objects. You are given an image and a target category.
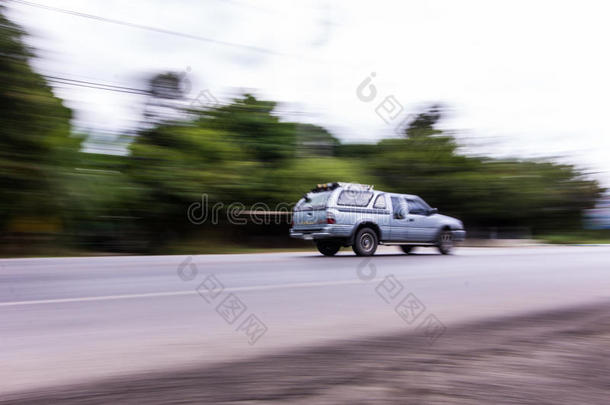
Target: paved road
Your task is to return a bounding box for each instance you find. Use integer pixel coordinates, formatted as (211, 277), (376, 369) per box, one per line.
(1, 245), (609, 395)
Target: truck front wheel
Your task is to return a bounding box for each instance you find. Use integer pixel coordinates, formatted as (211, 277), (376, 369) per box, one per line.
(437, 229), (454, 255)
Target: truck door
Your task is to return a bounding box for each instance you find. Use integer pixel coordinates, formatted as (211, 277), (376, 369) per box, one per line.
(390, 196), (410, 241)
(405, 198), (436, 242)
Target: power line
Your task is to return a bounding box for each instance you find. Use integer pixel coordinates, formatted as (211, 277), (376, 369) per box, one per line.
(45, 75), (149, 94)
(47, 79), (146, 96)
(10, 0), (288, 57)
(46, 75), (150, 96)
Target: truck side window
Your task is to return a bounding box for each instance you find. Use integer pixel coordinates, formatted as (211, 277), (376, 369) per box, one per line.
(391, 196), (406, 219)
(406, 198), (427, 215)
(373, 194), (386, 209)
(337, 190), (374, 207)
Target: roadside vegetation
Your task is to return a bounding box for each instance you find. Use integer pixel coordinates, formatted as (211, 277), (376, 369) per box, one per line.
(0, 8), (606, 256)
(537, 230), (610, 245)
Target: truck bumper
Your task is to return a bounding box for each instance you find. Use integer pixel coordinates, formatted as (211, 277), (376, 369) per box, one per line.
(290, 225), (352, 240)
(452, 229), (466, 242)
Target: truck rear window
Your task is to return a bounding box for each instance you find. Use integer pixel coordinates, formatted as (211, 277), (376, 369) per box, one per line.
(295, 191), (332, 210)
(337, 190), (374, 207)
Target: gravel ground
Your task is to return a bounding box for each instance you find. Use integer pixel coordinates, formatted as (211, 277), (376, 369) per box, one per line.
(3, 301), (610, 404)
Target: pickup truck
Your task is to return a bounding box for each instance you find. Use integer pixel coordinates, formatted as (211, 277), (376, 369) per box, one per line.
(290, 182), (466, 256)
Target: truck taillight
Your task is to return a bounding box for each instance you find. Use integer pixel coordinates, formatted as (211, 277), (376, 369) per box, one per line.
(327, 217), (336, 224)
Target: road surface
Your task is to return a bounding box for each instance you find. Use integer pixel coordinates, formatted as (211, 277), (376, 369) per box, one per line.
(1, 245), (610, 398)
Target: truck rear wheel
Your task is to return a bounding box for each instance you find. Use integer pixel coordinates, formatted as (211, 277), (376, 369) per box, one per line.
(316, 241), (341, 256)
(352, 227), (378, 256)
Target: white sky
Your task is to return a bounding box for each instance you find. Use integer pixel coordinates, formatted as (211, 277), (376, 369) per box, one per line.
(7, 0), (610, 185)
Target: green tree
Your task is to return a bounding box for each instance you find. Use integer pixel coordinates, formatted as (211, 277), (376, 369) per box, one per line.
(372, 105), (602, 231)
(0, 7), (82, 246)
(205, 94), (297, 165)
(143, 71), (185, 123)
(294, 123), (340, 157)
(127, 86), (372, 247)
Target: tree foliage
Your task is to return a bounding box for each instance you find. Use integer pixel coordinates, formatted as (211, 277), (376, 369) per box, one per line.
(371, 106), (602, 230)
(0, 7), (604, 254)
(0, 8), (81, 237)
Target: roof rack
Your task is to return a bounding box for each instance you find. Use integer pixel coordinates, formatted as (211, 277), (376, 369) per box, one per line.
(337, 182), (374, 190)
(310, 182), (339, 193)
(310, 182), (374, 193)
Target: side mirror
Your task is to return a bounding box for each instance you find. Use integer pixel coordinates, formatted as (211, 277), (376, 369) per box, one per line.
(428, 208), (438, 215)
(394, 213), (403, 219)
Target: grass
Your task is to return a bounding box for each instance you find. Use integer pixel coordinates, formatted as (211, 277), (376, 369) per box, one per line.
(0, 238), (317, 258)
(4, 231), (610, 259)
(536, 230), (610, 245)
(163, 239), (316, 255)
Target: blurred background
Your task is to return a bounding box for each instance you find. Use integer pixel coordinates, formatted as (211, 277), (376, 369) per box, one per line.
(4, 3), (610, 404)
(1, 0), (609, 257)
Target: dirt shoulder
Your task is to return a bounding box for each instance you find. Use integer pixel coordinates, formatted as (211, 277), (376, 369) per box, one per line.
(3, 301), (610, 404)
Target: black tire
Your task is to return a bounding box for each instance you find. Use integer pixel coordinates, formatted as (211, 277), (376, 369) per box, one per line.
(316, 241), (341, 256)
(400, 245), (414, 254)
(352, 227), (378, 256)
(437, 229), (453, 255)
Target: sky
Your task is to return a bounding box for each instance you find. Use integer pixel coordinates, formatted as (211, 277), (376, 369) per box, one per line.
(6, 0), (610, 185)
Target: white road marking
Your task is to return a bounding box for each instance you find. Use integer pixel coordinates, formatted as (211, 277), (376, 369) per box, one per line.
(0, 278), (385, 307)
